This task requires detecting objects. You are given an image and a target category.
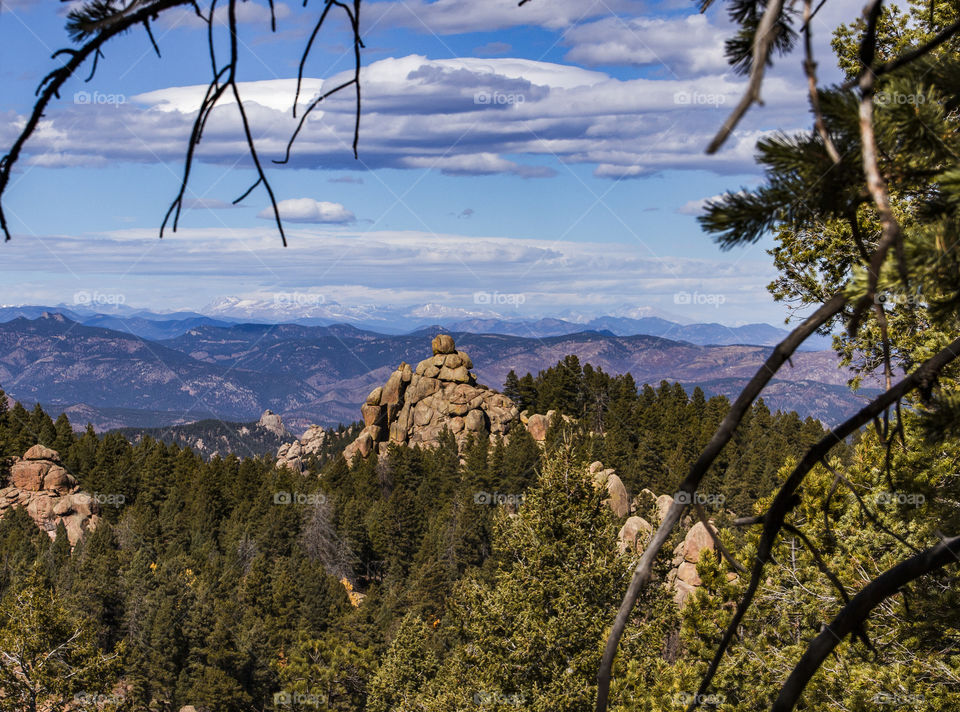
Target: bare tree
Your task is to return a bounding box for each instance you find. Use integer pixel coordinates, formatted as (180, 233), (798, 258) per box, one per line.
(0, 0), (363, 244)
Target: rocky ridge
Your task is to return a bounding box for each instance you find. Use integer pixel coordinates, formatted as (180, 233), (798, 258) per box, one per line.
(0, 445), (101, 545)
(342, 335), (520, 460)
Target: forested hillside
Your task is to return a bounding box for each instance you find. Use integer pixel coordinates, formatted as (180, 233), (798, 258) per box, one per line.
(2, 359), (957, 710)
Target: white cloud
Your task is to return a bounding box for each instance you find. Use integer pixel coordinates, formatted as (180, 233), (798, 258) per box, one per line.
(14, 55), (802, 179)
(260, 198), (355, 223)
(0, 226), (780, 322)
(563, 14), (729, 75)
(676, 191), (745, 215)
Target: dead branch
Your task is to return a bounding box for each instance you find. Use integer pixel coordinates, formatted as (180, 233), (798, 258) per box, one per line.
(687, 334), (960, 710)
(0, 0), (194, 241)
(803, 0), (841, 163)
(595, 292), (848, 712)
(707, 0), (785, 154)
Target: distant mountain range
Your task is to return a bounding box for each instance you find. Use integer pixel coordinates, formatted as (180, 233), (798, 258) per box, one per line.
(0, 303), (832, 349)
(0, 313), (872, 431)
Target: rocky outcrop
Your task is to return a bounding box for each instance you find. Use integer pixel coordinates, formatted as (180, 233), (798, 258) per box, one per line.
(0, 446), (100, 545)
(277, 425), (331, 473)
(588, 461), (631, 519)
(258, 409), (290, 439)
(669, 521), (718, 606)
(342, 336), (520, 459)
(618, 515), (653, 554)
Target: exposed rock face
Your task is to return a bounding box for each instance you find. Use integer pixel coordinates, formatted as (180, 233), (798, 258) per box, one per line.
(0, 446), (100, 545)
(277, 425), (330, 473)
(342, 337), (520, 459)
(587, 461), (632, 519)
(258, 409), (290, 439)
(670, 521), (718, 606)
(656, 494), (675, 524)
(618, 516), (653, 554)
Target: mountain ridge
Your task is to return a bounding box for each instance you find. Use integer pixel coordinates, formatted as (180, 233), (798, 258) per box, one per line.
(0, 313), (869, 431)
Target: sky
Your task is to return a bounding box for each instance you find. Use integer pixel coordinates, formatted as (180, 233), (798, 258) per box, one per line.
(0, 0), (863, 325)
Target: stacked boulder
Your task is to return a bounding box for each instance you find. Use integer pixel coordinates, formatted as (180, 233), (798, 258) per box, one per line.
(668, 521), (718, 606)
(0, 445), (101, 545)
(277, 424), (329, 473)
(343, 335), (520, 460)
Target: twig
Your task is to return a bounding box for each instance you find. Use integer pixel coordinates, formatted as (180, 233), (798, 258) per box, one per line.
(803, 0), (841, 163)
(707, 0), (785, 154)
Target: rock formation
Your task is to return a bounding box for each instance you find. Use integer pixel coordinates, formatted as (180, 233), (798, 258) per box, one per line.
(669, 521), (718, 606)
(342, 335), (520, 459)
(277, 425), (332, 473)
(0, 445), (101, 545)
(258, 409), (290, 439)
(618, 515), (653, 554)
(588, 461), (631, 518)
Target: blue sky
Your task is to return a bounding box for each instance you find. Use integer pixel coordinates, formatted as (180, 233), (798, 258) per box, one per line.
(0, 0), (860, 325)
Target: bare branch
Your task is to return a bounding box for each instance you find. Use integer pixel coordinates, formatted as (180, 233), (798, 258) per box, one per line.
(0, 0), (194, 241)
(689, 334), (960, 710)
(595, 292), (847, 712)
(803, 0), (841, 163)
(849, 0), (910, 335)
(707, 0), (785, 154)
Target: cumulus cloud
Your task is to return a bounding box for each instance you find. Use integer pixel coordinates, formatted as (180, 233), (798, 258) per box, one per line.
(260, 199), (355, 223)
(563, 14), (729, 75)
(14, 55), (802, 179)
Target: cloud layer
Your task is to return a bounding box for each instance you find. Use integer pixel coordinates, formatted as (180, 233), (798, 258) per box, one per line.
(8, 54), (801, 181)
(0, 226), (779, 322)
